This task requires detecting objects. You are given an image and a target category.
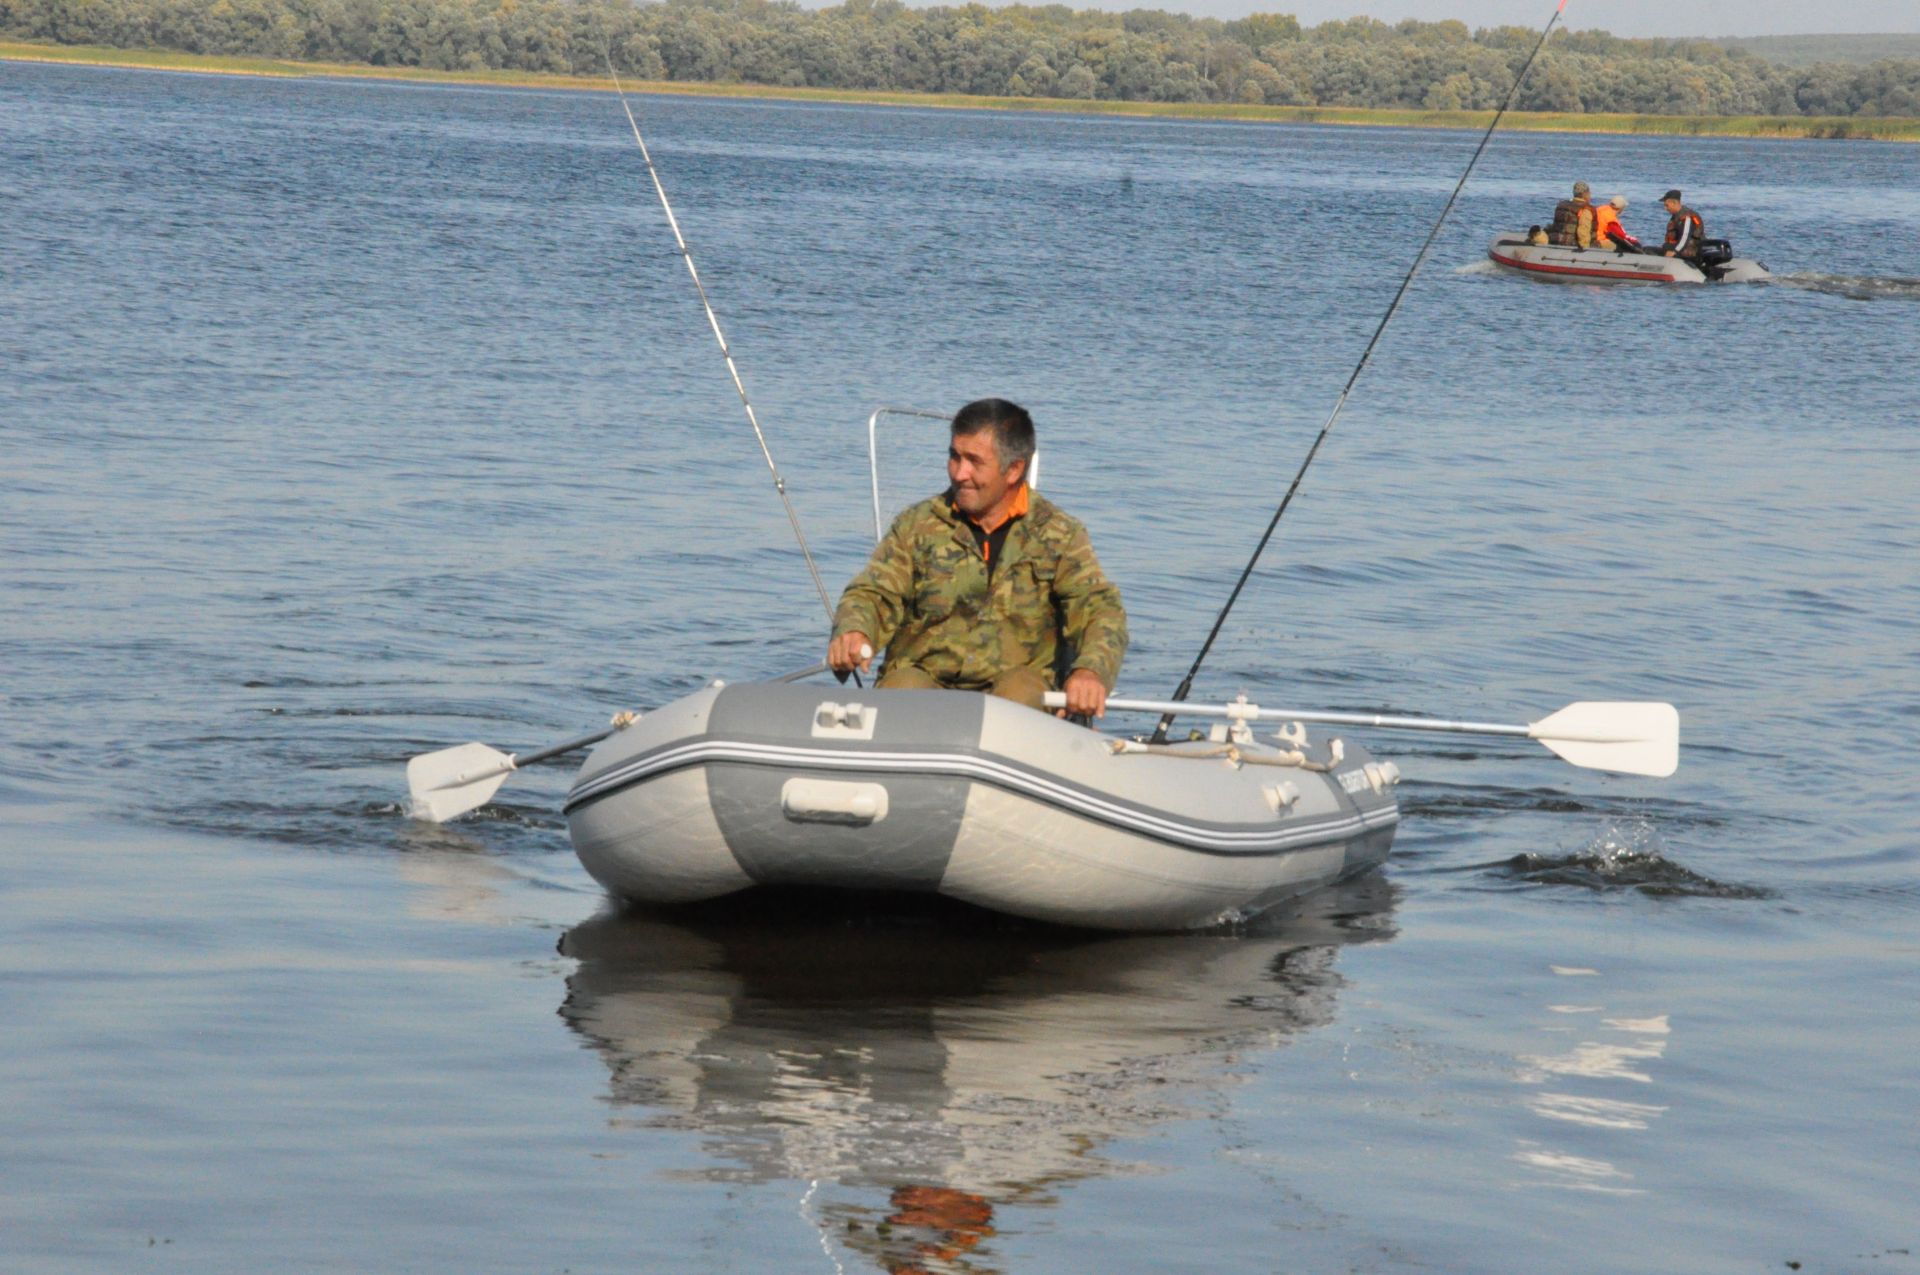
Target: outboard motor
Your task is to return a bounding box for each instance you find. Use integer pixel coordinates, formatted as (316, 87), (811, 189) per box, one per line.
(1696, 239), (1735, 268)
(1695, 238), (1735, 280)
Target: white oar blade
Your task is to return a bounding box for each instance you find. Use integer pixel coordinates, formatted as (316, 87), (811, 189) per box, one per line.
(406, 742), (514, 823)
(1528, 702), (1679, 778)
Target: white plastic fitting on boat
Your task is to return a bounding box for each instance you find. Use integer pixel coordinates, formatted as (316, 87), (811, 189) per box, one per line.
(1262, 781), (1301, 813)
(780, 777), (889, 824)
(811, 701), (878, 740)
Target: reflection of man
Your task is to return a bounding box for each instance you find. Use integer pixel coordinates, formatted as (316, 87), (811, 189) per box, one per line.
(826, 398), (1127, 717)
(871, 1186), (995, 1274)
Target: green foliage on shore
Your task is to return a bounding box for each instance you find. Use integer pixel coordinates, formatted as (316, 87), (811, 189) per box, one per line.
(7, 0), (1910, 118)
(10, 0), (1914, 118)
(9, 0), (1920, 118)
(13, 38), (1920, 141)
(1719, 34), (1920, 69)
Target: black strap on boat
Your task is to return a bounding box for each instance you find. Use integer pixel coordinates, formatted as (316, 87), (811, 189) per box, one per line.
(1151, 0), (1574, 744)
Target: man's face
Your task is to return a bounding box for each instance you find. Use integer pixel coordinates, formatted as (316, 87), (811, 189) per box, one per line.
(1663, 198), (1681, 213)
(949, 429), (1024, 519)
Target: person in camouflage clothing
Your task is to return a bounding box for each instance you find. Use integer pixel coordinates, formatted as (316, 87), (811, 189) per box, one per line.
(827, 399), (1127, 717)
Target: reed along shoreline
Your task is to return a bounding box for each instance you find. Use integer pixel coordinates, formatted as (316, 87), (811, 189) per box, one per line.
(7, 39), (1917, 143)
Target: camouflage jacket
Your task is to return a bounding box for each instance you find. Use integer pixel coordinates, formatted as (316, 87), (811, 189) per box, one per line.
(832, 489), (1128, 691)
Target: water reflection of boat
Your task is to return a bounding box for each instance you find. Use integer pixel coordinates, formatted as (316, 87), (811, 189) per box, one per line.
(556, 873), (1397, 1259)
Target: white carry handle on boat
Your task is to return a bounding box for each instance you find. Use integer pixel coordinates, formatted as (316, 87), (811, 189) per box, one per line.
(1049, 694), (1679, 778)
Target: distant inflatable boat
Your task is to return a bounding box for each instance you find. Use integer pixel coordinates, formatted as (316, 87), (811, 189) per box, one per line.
(562, 681), (1399, 931)
(1488, 233), (1769, 284)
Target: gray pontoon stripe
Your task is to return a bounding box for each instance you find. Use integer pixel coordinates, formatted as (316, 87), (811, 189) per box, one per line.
(565, 739), (1398, 854)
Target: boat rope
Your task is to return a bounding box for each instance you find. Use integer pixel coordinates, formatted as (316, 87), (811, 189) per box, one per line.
(1152, 0), (1573, 744)
(601, 48), (837, 624)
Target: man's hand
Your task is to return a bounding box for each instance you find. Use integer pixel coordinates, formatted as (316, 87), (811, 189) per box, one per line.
(828, 632), (874, 674)
(1059, 668), (1107, 719)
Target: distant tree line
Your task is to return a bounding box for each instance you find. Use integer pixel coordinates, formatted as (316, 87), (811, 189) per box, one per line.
(7, 0), (1918, 117)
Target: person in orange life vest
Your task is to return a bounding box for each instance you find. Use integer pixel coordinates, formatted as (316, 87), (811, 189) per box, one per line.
(1592, 195), (1640, 251)
(1659, 189), (1705, 259)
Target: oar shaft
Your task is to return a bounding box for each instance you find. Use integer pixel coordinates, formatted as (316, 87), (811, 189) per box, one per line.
(470, 658), (836, 779)
(774, 660), (831, 684)
(1058, 694), (1532, 738)
(515, 727), (619, 769)
(1047, 693), (1676, 777)
(425, 727), (618, 794)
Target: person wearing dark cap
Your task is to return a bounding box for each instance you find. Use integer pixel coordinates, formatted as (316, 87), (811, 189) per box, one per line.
(1548, 180), (1594, 249)
(1659, 189), (1704, 260)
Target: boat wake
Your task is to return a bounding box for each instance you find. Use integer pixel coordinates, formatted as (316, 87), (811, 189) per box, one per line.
(1453, 259), (1502, 276)
(1491, 820), (1767, 899)
(1772, 272), (1920, 302)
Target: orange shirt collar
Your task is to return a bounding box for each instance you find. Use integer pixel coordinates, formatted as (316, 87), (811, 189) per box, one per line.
(965, 482), (1029, 535)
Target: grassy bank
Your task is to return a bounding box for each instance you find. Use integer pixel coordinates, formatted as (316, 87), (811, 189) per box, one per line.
(8, 38), (1919, 142)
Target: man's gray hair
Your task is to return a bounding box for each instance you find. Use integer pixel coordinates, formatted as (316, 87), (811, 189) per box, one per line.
(952, 398), (1036, 471)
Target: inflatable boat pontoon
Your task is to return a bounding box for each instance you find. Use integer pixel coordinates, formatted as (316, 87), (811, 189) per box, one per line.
(562, 681), (1400, 931)
(1488, 233), (1769, 284)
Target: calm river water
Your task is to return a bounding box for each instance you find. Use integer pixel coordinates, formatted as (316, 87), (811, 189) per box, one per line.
(3, 61), (1917, 1273)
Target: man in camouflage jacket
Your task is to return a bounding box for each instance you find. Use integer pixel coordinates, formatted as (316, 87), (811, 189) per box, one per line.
(827, 399), (1127, 716)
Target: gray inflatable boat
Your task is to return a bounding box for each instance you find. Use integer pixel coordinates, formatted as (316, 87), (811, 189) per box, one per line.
(1488, 233), (1769, 284)
(563, 681), (1400, 931)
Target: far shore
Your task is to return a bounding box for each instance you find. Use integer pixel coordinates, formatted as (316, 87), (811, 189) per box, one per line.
(7, 38), (1918, 142)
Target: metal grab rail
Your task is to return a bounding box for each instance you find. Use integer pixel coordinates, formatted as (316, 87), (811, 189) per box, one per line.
(867, 405), (1041, 543)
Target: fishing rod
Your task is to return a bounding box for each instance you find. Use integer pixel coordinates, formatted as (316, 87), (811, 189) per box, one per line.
(1152, 0), (1573, 745)
(601, 47), (837, 624)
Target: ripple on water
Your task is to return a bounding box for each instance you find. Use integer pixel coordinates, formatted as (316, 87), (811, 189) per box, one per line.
(1403, 781), (1714, 824)
(1488, 820), (1770, 899)
(1772, 272), (1920, 302)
